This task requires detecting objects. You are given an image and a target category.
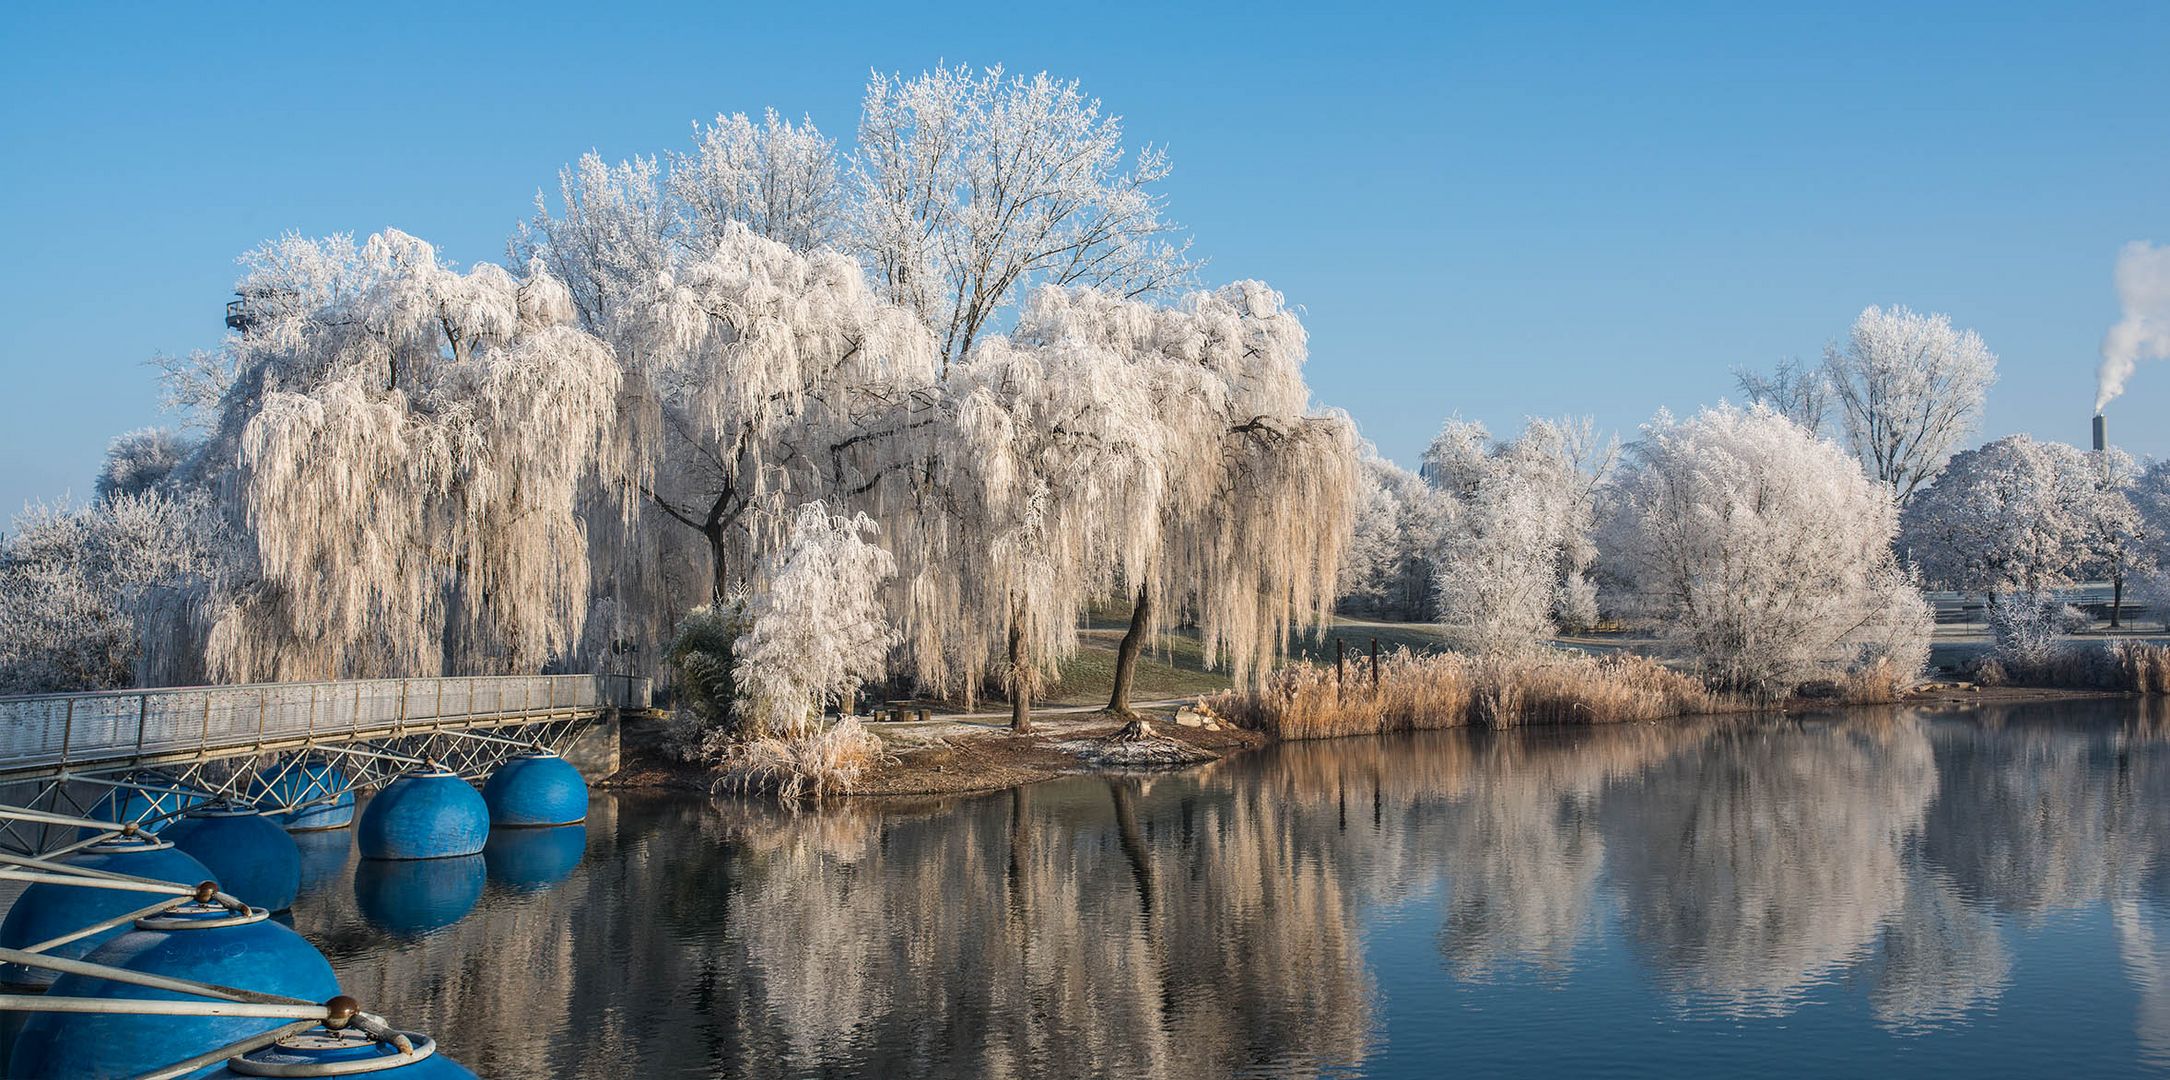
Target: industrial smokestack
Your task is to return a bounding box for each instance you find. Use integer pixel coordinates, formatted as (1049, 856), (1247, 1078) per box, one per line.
(2094, 413), (2108, 453)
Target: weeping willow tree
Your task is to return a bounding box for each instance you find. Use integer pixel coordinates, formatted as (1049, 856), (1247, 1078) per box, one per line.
(174, 229), (628, 681)
(522, 150), (942, 661)
(1011, 282), (1359, 714)
(906, 321), (1168, 731)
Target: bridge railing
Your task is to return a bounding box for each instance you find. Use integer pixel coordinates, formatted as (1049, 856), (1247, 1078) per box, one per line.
(0, 674), (649, 773)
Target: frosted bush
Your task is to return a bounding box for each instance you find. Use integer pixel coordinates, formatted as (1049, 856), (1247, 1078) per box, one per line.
(1987, 594), (2065, 672)
(731, 503), (898, 738)
(1598, 404), (1931, 696)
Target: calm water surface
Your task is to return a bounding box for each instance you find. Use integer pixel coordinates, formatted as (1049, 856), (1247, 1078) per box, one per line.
(289, 701), (2170, 1078)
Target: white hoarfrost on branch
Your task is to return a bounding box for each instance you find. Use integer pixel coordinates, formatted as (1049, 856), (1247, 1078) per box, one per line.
(1597, 404), (1930, 696)
(189, 229), (624, 682)
(852, 64), (1195, 372)
(1733, 357), (1831, 432)
(1898, 435), (2106, 600)
(1424, 418), (1615, 655)
(731, 502), (899, 739)
(1340, 453), (1453, 621)
(918, 304), (1168, 730)
(1823, 305), (1998, 501)
(1005, 282), (1359, 712)
(0, 493), (226, 694)
(95, 428), (195, 501)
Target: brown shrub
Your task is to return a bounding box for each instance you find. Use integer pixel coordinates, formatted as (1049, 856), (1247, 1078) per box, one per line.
(710, 716), (890, 799)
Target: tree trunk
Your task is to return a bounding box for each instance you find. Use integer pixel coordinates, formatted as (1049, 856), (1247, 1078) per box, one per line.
(1107, 584), (1153, 716)
(705, 525), (729, 604)
(2113, 573), (2125, 630)
(1008, 605), (1032, 734)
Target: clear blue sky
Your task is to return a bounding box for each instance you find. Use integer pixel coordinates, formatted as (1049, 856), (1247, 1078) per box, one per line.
(3, 2), (2165, 518)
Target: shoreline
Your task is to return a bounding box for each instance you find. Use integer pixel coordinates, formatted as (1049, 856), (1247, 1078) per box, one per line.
(598, 682), (2147, 800)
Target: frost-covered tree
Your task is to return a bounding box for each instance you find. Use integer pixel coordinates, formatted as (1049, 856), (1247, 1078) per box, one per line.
(852, 64), (1194, 373)
(95, 428), (194, 501)
(1897, 435), (2101, 603)
(1435, 473), (1567, 655)
(2083, 449), (2146, 628)
(0, 493), (225, 693)
(1823, 305), (1998, 501)
(188, 229), (625, 682)
(1597, 404), (1931, 695)
(617, 223), (939, 603)
(1425, 417), (1615, 654)
(915, 315), (1167, 731)
(732, 503), (899, 738)
(670, 110), (840, 255)
(1006, 283), (1359, 715)
(1340, 454), (1453, 621)
(2126, 461), (2170, 629)
(1733, 357), (1830, 432)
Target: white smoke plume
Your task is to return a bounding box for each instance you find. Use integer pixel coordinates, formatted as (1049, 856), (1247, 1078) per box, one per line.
(2096, 241), (2170, 412)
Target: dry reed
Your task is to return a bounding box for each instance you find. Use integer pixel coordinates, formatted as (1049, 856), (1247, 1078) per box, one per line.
(1204, 648), (1729, 741)
(1970, 640), (2170, 694)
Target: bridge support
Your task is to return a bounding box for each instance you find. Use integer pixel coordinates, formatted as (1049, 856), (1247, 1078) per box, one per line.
(557, 709), (620, 780)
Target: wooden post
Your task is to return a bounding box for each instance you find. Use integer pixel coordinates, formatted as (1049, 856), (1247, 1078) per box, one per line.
(1335, 639), (1346, 699)
(1371, 637), (1381, 692)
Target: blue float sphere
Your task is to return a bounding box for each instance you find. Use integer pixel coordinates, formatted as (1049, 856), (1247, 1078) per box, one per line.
(484, 824), (587, 892)
(81, 775), (204, 838)
(0, 838), (215, 989)
(482, 752), (589, 827)
(292, 827), (355, 897)
(252, 760), (356, 831)
(168, 808), (302, 913)
(203, 1026), (478, 1078)
(8, 903), (341, 1079)
(356, 770), (488, 860)
(353, 855), (485, 936)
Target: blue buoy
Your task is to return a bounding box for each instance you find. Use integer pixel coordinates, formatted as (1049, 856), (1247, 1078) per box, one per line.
(203, 1026), (478, 1077)
(356, 769), (488, 860)
(484, 824), (587, 892)
(0, 837), (216, 989)
(252, 759), (356, 831)
(353, 855), (485, 936)
(8, 902), (341, 1079)
(482, 751), (589, 827)
(292, 828), (354, 897)
(168, 807), (303, 913)
(80, 775), (205, 838)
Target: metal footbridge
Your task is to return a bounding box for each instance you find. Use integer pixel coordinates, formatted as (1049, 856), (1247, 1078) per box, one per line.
(0, 674), (650, 855)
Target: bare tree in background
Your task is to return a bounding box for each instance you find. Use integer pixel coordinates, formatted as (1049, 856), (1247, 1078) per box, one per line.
(1733, 357), (1831, 432)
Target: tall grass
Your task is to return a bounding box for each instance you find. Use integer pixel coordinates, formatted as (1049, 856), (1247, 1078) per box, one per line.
(1203, 649), (1727, 740)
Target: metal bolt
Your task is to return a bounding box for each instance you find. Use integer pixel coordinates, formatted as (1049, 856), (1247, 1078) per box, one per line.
(323, 995), (360, 1029)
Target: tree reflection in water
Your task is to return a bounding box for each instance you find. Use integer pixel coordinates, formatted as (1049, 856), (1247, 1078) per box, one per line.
(287, 701), (2170, 1078)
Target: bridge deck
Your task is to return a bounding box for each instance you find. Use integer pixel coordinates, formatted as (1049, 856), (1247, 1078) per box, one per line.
(0, 674), (650, 781)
